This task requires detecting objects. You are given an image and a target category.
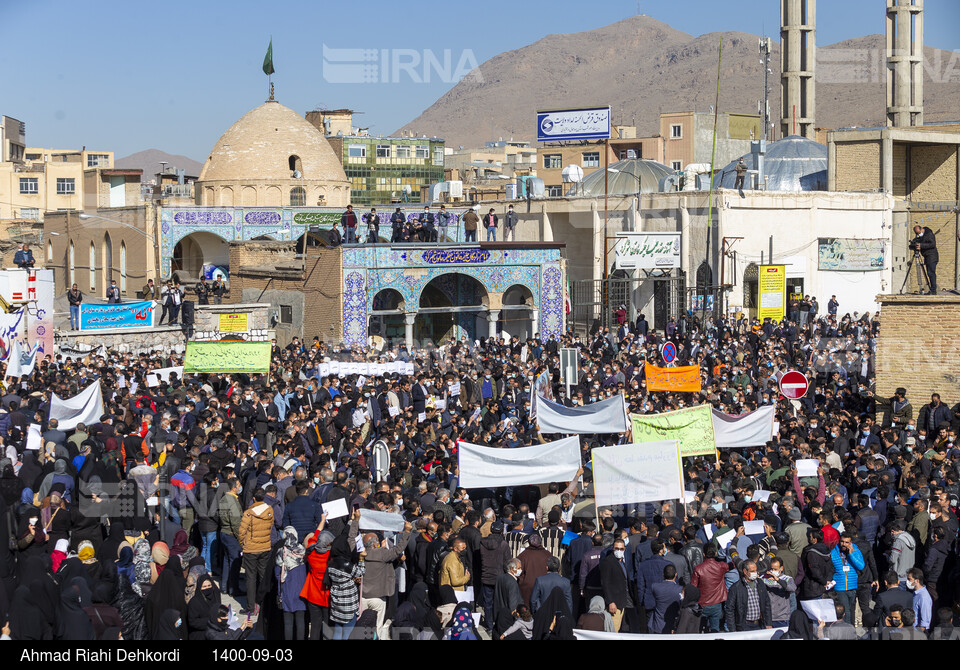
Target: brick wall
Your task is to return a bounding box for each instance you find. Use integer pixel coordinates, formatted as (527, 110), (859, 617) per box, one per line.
(302, 247), (343, 344)
(875, 294), (960, 406)
(893, 143), (908, 198)
(911, 145), (959, 202)
(835, 141), (882, 192)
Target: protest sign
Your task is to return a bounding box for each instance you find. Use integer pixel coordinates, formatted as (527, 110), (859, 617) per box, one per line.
(183, 341), (271, 374)
(712, 405), (775, 449)
(458, 437), (581, 488)
(79, 301), (155, 330)
(535, 394), (628, 434)
(49, 380), (104, 431)
(644, 362), (701, 393)
(591, 440), (683, 507)
(631, 405), (716, 457)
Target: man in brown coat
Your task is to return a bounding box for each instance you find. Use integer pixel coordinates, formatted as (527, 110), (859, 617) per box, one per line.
(361, 522), (412, 640)
(239, 488), (275, 615)
(516, 533), (552, 608)
(462, 207), (479, 243)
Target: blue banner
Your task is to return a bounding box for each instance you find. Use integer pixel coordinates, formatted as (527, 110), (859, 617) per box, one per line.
(79, 301), (155, 330)
(537, 106), (611, 142)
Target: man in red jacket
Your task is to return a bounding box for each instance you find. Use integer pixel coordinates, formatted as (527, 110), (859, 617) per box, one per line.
(691, 544), (735, 633)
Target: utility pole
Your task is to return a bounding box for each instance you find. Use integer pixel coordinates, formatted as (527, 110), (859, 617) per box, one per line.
(759, 37), (771, 142)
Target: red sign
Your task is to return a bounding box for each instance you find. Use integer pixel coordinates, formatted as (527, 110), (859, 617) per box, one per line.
(779, 371), (809, 399)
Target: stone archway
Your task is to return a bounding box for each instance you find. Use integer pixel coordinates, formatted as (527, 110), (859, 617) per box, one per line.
(171, 231), (230, 280)
(369, 288), (406, 343)
(416, 273), (488, 345)
(501, 284), (535, 341)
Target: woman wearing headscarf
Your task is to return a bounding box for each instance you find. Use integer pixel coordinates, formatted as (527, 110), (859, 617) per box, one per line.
(56, 555), (94, 592)
(442, 604), (478, 640)
(531, 586), (573, 641)
(15, 506), (46, 559)
(144, 560), (186, 640)
(184, 564), (206, 603)
(275, 526), (307, 640)
(41, 488), (72, 551)
(51, 538), (70, 573)
(544, 612), (575, 640)
(98, 523), (126, 565)
(577, 595), (615, 632)
(169, 529), (190, 561)
(396, 581), (442, 640)
(325, 516), (365, 640)
(131, 538), (153, 596)
(674, 584), (702, 634)
(154, 609), (183, 641)
(150, 541), (170, 582)
(781, 608), (817, 640)
(186, 574), (220, 640)
(56, 577), (96, 641)
(115, 560), (148, 641)
(116, 545), (135, 586)
(77, 540), (101, 583)
(8, 585), (52, 640)
(301, 525), (334, 640)
(17, 451), (42, 492)
(0, 463), (23, 508)
(86, 581), (123, 640)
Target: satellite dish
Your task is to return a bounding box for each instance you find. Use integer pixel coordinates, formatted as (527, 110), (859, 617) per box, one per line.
(371, 440), (391, 483)
(292, 170), (302, 179)
(561, 165), (584, 183)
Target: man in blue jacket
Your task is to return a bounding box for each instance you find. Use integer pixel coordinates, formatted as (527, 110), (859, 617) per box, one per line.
(282, 480), (324, 542)
(830, 532), (865, 624)
(635, 539), (671, 630)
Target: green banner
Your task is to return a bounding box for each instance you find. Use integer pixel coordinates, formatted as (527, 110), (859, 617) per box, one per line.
(630, 405), (716, 458)
(183, 341), (272, 374)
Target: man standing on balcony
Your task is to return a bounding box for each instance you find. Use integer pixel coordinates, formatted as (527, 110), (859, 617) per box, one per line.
(211, 275), (226, 305)
(106, 279), (121, 304)
(504, 205), (518, 243)
(484, 208), (498, 242)
(341, 204), (358, 245)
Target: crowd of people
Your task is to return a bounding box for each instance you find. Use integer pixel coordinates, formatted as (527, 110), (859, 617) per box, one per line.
(331, 204), (520, 246)
(1, 304), (959, 642)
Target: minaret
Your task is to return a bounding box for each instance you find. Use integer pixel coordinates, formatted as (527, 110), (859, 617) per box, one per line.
(780, 0), (816, 140)
(886, 0), (924, 127)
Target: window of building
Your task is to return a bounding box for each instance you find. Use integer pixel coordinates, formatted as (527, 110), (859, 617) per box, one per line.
(543, 154), (561, 169)
(376, 145), (391, 158)
(396, 145), (411, 159)
(24, 153), (41, 161)
(47, 241), (53, 261)
(89, 242), (96, 292)
(86, 153), (110, 168)
(546, 185), (563, 197)
(433, 147), (444, 166)
(671, 124), (682, 139)
(290, 186), (306, 206)
(671, 161), (682, 171)
(280, 305), (293, 324)
(288, 155), (302, 173)
(347, 145), (366, 158)
(415, 145), (429, 159)
(582, 151), (600, 167)
(19, 177), (38, 194)
(20, 208), (39, 220)
(57, 178), (75, 195)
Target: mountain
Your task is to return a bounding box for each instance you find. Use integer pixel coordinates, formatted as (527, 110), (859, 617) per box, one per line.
(115, 149), (204, 182)
(395, 15), (960, 148)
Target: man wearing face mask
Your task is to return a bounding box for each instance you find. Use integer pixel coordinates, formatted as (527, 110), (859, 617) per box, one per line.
(493, 558), (524, 637)
(725, 560), (772, 631)
(599, 538), (635, 632)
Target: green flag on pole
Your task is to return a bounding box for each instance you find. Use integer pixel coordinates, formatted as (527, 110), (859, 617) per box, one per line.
(262, 37), (275, 76)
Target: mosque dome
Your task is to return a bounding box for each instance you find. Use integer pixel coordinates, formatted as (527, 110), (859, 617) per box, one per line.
(569, 158), (674, 197)
(197, 100), (349, 207)
(719, 135), (827, 192)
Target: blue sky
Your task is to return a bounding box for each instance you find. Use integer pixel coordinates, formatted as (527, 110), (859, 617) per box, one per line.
(3, 0), (958, 160)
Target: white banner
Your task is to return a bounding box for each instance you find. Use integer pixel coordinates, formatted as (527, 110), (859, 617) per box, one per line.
(49, 380), (105, 431)
(311, 361), (415, 378)
(711, 405), (776, 449)
(5, 339), (39, 378)
(358, 509), (406, 533)
(574, 628), (787, 641)
(152, 366), (184, 382)
(457, 436), (581, 489)
(591, 441), (684, 507)
(535, 394), (628, 434)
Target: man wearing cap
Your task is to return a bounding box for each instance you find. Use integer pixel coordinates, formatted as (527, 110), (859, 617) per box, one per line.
(784, 506), (811, 555)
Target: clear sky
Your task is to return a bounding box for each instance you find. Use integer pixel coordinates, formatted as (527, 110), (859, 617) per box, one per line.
(3, 0), (958, 160)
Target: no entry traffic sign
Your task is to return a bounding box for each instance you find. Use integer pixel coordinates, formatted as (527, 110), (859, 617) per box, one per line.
(661, 342), (677, 364)
(779, 370), (809, 399)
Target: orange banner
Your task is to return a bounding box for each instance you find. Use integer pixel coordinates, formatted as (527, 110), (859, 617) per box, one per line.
(644, 362), (702, 393)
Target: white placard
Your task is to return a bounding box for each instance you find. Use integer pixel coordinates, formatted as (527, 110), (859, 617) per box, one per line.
(714, 529), (735, 550)
(682, 491), (698, 503)
(801, 599), (838, 623)
(355, 534), (365, 553)
(449, 382), (461, 397)
(146, 374), (160, 387)
(591, 441), (683, 507)
(322, 498), (349, 519)
(417, 412), (426, 423)
(457, 436), (581, 489)
(26, 424), (43, 451)
(796, 459), (819, 478)
(436, 399), (447, 411)
(743, 520), (766, 536)
(751, 490), (771, 503)
(455, 586), (475, 603)
(388, 406), (400, 417)
(145, 496), (159, 507)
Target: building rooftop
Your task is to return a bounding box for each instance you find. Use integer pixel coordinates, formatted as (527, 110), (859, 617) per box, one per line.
(719, 135), (827, 192)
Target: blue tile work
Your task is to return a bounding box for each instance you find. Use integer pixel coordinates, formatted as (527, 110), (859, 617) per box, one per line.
(342, 270), (367, 347)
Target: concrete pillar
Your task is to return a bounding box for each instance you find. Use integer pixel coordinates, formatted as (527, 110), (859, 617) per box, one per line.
(404, 312), (416, 350)
(882, 134), (895, 195)
(531, 308), (539, 338)
(488, 309), (500, 340)
(780, 0), (816, 140)
(886, 0), (924, 127)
